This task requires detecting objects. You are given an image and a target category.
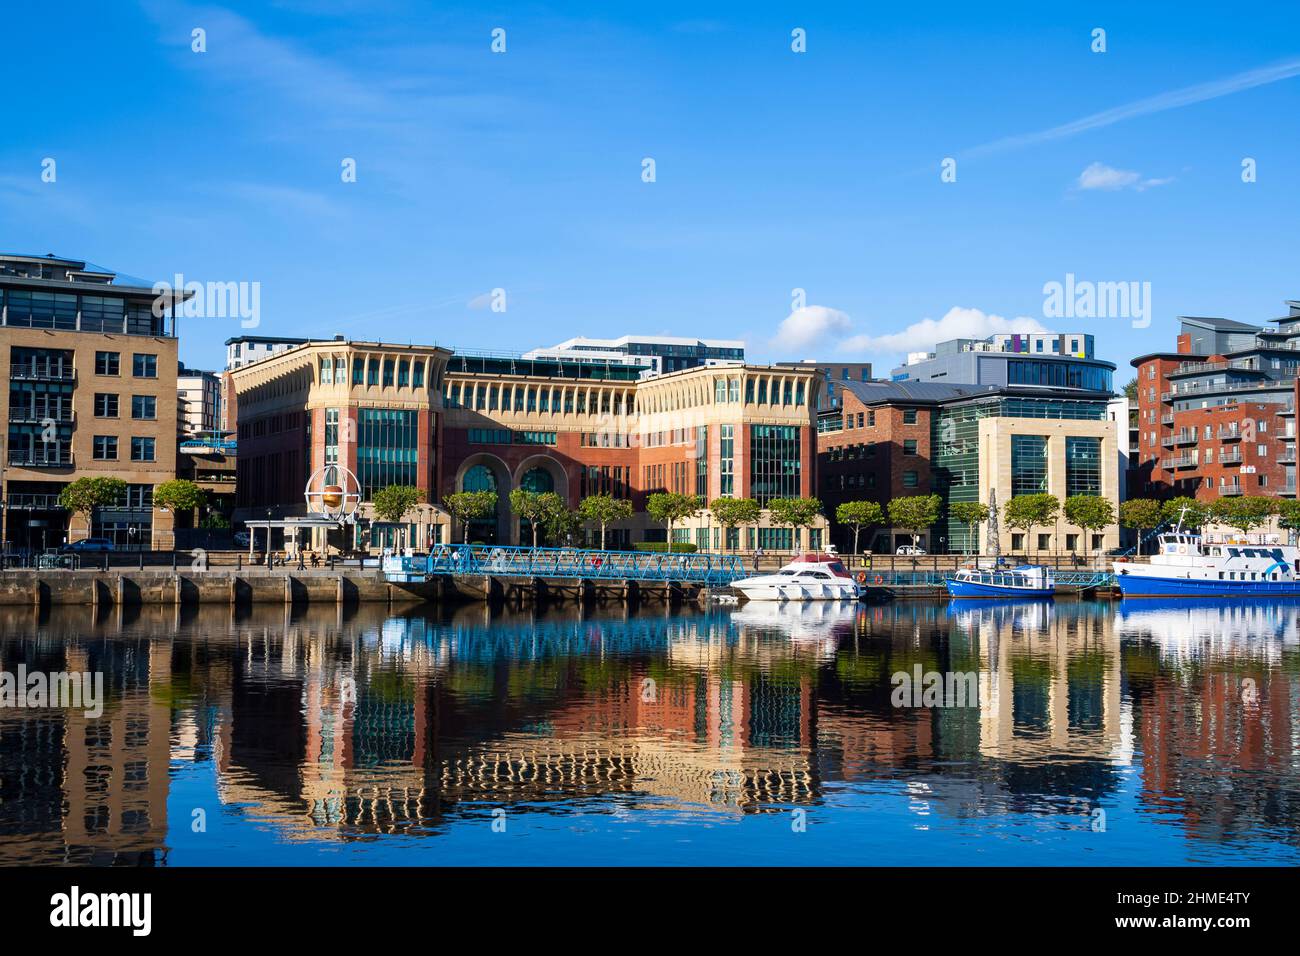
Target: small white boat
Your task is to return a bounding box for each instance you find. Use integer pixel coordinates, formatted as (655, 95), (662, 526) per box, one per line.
(731, 552), (861, 602)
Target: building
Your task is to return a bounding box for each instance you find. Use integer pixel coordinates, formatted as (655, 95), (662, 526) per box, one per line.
(775, 360), (874, 411)
(892, 331), (1108, 390)
(523, 334), (745, 377)
(229, 342), (826, 552)
(818, 378), (1120, 554)
(1132, 303), (1300, 501)
(224, 334), (310, 371)
(177, 364), (221, 437)
(1, 253), (185, 551)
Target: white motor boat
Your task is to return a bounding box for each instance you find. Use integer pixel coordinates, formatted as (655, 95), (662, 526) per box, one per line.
(730, 552), (861, 602)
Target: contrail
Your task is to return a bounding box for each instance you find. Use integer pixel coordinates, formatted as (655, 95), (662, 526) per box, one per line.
(964, 56), (1300, 158)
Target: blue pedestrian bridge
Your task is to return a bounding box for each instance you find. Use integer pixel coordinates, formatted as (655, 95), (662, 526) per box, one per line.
(383, 545), (748, 586)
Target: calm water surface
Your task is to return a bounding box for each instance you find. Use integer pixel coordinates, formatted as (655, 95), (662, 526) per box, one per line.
(1, 598), (1298, 866)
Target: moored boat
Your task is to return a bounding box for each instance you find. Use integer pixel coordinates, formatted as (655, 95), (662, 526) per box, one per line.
(730, 552), (861, 602)
(1113, 527), (1300, 598)
(945, 563), (1055, 599)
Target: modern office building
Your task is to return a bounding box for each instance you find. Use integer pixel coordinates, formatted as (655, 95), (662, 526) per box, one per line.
(177, 364), (221, 436)
(1131, 303), (1300, 500)
(229, 342), (825, 551)
(775, 360), (874, 411)
(1, 253), (185, 551)
(892, 331), (1110, 391)
(225, 334), (311, 371)
(524, 334), (745, 377)
(818, 379), (1119, 554)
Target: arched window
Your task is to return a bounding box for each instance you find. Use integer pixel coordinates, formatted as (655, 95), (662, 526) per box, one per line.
(462, 464), (496, 493)
(521, 467), (554, 493)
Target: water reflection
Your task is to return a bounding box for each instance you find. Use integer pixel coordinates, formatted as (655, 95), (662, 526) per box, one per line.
(0, 598), (1296, 865)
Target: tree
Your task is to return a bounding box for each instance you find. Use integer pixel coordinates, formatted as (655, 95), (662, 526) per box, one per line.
(443, 490), (498, 544)
(510, 488), (564, 549)
(1211, 496), (1276, 536)
(646, 492), (702, 545)
(1160, 496), (1209, 530)
(767, 496), (823, 551)
(887, 494), (941, 551)
(1063, 494), (1115, 559)
(710, 497), (761, 551)
(1118, 498), (1163, 555)
(1004, 493), (1059, 557)
(372, 484), (425, 549)
(1276, 499), (1300, 545)
(58, 477), (128, 541)
(835, 500), (884, 555)
(153, 479), (207, 529)
(578, 493), (634, 550)
(1122, 378), (1138, 402)
(948, 501), (989, 556)
(543, 503), (585, 547)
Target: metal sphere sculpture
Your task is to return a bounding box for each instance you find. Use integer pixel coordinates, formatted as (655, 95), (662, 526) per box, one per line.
(304, 465), (362, 522)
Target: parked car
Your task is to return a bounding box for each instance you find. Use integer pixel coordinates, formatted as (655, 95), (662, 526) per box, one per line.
(233, 531), (252, 548)
(895, 544), (927, 555)
(62, 538), (115, 553)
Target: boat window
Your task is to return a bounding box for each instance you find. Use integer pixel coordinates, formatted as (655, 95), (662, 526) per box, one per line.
(779, 570), (796, 576)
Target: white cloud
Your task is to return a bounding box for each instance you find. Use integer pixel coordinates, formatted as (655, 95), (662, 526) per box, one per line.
(771, 306), (852, 351)
(839, 307), (1048, 355)
(1075, 162), (1172, 192)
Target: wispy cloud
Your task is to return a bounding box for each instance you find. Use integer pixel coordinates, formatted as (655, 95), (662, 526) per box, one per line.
(965, 56), (1300, 158)
(770, 306), (853, 352)
(1074, 162), (1172, 192)
(839, 307), (1047, 356)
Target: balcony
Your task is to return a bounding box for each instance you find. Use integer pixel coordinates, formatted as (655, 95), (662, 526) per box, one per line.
(4, 493), (65, 510)
(1160, 455), (1198, 469)
(1219, 449), (1243, 465)
(10, 366), (75, 383)
(1161, 431), (1197, 447)
(1160, 414), (1174, 425)
(1165, 378), (1298, 401)
(1221, 482), (1244, 496)
(1218, 426), (1243, 440)
(1279, 451), (1297, 464)
(7, 450), (73, 468)
(7, 409), (74, 425)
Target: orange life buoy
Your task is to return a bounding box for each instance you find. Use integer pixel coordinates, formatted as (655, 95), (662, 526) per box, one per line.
(855, 571), (868, 584)
(873, 574), (883, 585)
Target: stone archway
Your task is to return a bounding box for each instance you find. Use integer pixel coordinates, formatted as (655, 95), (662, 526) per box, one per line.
(454, 452), (512, 544)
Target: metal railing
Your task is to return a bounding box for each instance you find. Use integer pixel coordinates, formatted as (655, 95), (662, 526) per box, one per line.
(385, 544), (746, 585)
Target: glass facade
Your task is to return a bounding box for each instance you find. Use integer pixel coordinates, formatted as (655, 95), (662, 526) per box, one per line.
(750, 425), (801, 506)
(1008, 360), (1112, 392)
(357, 408), (418, 499)
(1011, 435), (1048, 497)
(1065, 436), (1102, 496)
(719, 424), (734, 496)
(695, 426), (708, 498)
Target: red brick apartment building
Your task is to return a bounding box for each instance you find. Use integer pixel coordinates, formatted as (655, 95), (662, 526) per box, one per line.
(1132, 304), (1300, 501)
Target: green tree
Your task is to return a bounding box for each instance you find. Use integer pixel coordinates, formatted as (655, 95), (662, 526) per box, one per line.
(58, 477), (128, 541)
(1118, 498), (1163, 555)
(1211, 496), (1276, 536)
(1063, 494), (1115, 559)
(887, 494), (941, 551)
(948, 501), (989, 556)
(1275, 499), (1300, 545)
(1122, 378), (1138, 402)
(709, 497), (761, 551)
(835, 500), (884, 555)
(578, 493), (634, 550)
(543, 503), (585, 546)
(443, 490), (498, 544)
(1004, 493), (1060, 557)
(646, 492), (702, 546)
(371, 484), (425, 550)
(1160, 496), (1209, 530)
(510, 488), (563, 548)
(767, 496), (823, 551)
(153, 478), (207, 529)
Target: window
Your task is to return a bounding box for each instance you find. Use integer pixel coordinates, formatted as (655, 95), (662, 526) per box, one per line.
(903, 409), (918, 425)
(1012, 434), (1049, 496)
(1065, 436), (1101, 496)
(131, 437), (156, 461)
(95, 351), (120, 376)
(720, 424), (734, 496)
(131, 395), (156, 420)
(93, 436), (118, 460)
(132, 354), (157, 378)
(903, 439), (918, 455)
(94, 393), (119, 418)
(749, 424), (800, 505)
(902, 470), (919, 488)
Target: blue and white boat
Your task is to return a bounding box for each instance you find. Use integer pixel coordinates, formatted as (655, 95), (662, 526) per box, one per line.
(1113, 527), (1300, 598)
(945, 563), (1055, 599)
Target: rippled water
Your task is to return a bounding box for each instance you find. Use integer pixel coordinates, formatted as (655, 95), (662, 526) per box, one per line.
(1, 598), (1297, 866)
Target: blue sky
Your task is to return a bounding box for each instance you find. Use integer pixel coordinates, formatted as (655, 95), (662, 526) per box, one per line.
(3, 0), (1299, 377)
